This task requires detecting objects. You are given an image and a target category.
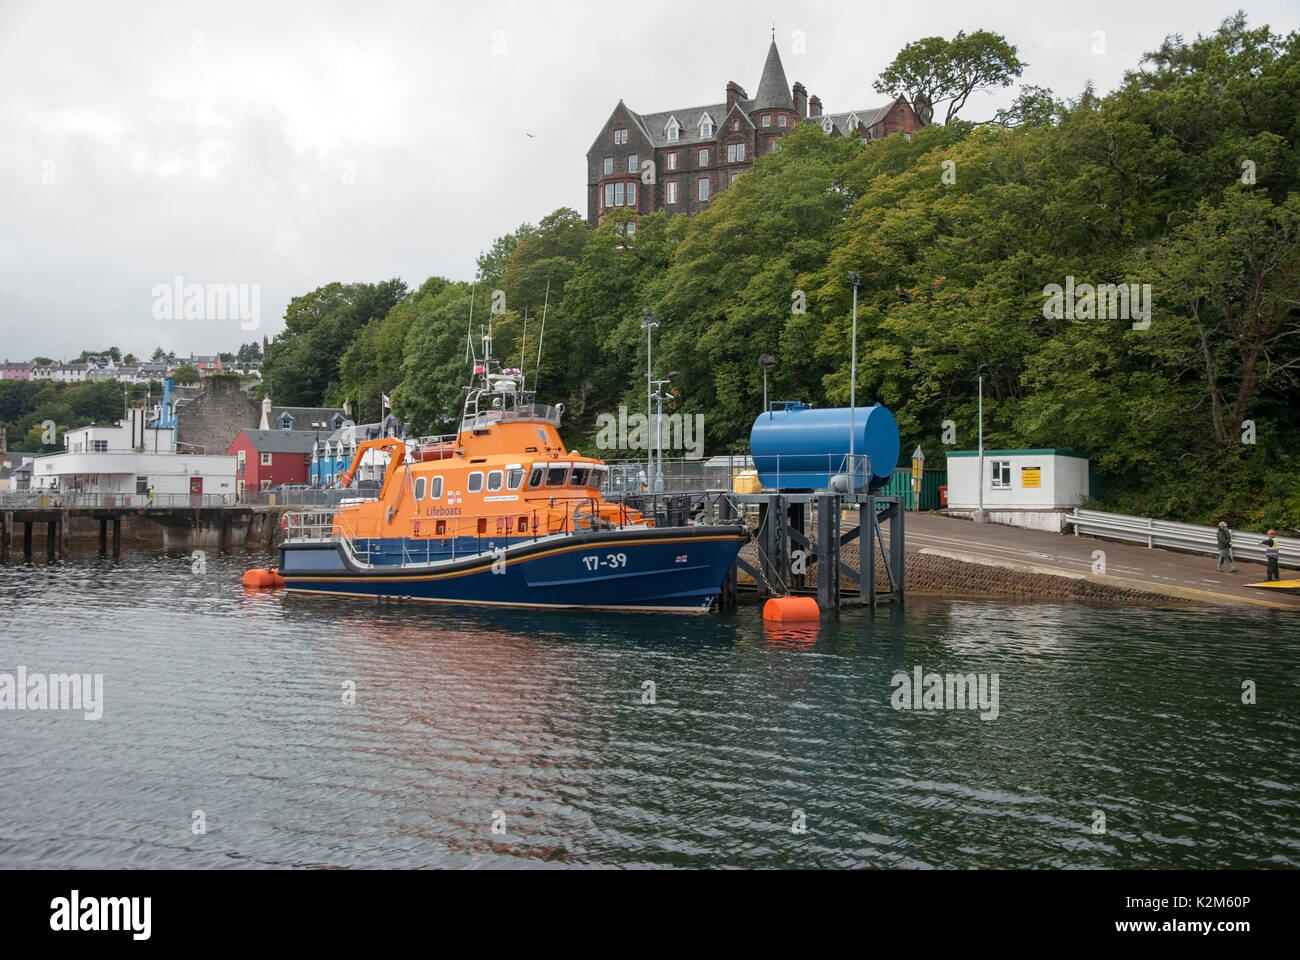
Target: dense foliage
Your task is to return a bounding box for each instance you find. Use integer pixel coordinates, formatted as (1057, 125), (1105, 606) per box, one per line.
(27, 15), (1289, 528)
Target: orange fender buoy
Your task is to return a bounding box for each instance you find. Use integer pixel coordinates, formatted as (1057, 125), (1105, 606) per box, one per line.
(242, 568), (286, 590)
(763, 597), (820, 621)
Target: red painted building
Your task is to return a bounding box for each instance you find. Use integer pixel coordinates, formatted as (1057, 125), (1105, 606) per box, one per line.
(228, 429), (317, 495)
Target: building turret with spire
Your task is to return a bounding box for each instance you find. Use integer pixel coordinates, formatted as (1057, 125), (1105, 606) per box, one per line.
(585, 35), (922, 227)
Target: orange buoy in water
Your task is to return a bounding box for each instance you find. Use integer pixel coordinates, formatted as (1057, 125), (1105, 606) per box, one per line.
(763, 596), (820, 621)
(242, 568), (286, 590)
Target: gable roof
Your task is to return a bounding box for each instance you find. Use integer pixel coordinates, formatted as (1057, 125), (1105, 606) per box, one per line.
(236, 429), (320, 454)
(270, 406), (347, 429)
(805, 102), (897, 137)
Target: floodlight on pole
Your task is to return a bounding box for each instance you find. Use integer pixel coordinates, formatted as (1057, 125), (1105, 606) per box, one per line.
(642, 309), (659, 490)
(758, 354), (776, 415)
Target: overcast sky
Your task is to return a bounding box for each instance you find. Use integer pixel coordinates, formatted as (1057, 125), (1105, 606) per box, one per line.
(1, 0), (1295, 362)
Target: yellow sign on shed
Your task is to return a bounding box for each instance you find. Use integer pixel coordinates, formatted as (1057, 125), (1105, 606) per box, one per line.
(1021, 467), (1042, 488)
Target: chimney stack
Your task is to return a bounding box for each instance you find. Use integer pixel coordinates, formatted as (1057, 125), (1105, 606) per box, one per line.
(793, 82), (807, 119)
(809, 95), (822, 117)
(726, 81), (747, 113)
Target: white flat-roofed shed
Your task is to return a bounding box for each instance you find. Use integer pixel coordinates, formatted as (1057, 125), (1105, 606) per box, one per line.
(944, 448), (1090, 533)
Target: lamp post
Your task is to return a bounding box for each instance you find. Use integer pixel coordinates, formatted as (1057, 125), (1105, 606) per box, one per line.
(848, 272), (861, 491)
(641, 309), (658, 491)
(758, 354), (775, 415)
(976, 363), (990, 522)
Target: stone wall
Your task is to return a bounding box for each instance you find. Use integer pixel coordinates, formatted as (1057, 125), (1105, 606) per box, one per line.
(176, 379), (260, 455)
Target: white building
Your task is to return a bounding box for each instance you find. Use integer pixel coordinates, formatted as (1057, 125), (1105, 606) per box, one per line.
(944, 448), (1090, 533)
(31, 408), (237, 503)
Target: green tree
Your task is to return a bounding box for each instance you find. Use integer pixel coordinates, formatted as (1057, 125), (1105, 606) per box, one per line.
(875, 30), (1024, 125)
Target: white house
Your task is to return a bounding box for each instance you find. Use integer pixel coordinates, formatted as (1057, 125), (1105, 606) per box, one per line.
(31, 408), (237, 503)
(945, 448), (1090, 533)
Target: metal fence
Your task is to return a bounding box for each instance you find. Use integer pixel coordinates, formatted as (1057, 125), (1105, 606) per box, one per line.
(599, 454), (873, 495)
(0, 491), (239, 509)
(244, 485), (381, 507)
(1068, 508), (1298, 568)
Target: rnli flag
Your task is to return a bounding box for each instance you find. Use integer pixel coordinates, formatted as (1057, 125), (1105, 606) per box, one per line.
(474, 364), (486, 374)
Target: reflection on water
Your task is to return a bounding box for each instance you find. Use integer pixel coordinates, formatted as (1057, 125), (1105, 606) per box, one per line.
(0, 549), (1296, 868)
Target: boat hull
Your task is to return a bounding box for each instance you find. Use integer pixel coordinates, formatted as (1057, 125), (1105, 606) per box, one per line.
(278, 524), (746, 613)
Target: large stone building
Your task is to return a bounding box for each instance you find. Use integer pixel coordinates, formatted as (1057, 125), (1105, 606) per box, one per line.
(586, 38), (922, 227)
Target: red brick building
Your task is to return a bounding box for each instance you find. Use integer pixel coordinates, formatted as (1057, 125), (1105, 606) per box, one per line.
(228, 429), (317, 495)
(586, 38), (923, 227)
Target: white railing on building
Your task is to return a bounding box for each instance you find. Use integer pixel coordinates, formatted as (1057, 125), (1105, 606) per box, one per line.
(1068, 508), (1298, 567)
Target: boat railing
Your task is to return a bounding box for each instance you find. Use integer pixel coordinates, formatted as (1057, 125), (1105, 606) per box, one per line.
(281, 497), (657, 570)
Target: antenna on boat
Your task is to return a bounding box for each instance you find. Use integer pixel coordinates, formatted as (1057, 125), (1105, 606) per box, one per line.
(520, 308), (529, 373)
(533, 278), (550, 393)
(464, 282), (477, 365)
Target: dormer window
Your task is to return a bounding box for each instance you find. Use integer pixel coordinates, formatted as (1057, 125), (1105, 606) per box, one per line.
(821, 117), (834, 134)
(278, 414), (294, 430)
(847, 113), (860, 129)
(331, 415), (343, 429)
(665, 117), (681, 141)
(698, 114), (714, 137)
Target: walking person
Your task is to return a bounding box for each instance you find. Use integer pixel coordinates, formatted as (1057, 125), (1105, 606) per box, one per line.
(1216, 521), (1238, 573)
(1260, 529), (1281, 582)
(147, 485), (155, 508)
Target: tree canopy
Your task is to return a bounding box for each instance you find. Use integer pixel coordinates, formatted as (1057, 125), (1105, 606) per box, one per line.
(241, 15), (1300, 528)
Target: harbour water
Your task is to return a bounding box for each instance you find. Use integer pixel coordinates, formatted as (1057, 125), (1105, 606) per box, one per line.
(1, 550), (1296, 869)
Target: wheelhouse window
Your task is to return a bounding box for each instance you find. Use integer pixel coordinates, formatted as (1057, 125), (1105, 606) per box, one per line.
(545, 464), (568, 486)
(528, 466), (544, 488)
(468, 471), (483, 493)
(590, 466), (609, 489)
(506, 468), (525, 490)
(487, 470), (504, 492)
(569, 466), (590, 487)
(414, 476), (426, 500)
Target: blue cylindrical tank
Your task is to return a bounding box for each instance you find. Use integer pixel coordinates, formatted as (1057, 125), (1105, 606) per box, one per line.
(750, 401), (900, 491)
